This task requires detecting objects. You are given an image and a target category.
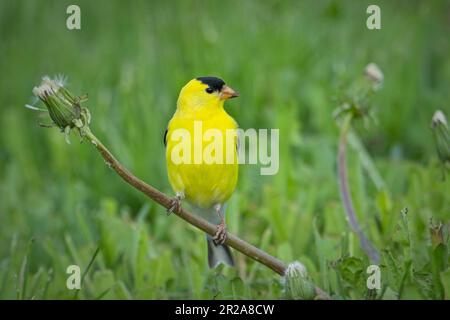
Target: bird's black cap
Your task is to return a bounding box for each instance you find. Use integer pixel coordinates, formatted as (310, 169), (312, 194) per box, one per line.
(196, 76), (225, 92)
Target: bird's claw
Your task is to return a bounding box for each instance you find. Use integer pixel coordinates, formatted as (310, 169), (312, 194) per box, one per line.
(167, 195), (182, 215)
(213, 221), (227, 245)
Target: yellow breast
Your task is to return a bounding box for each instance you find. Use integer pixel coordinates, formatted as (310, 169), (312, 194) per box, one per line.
(166, 111), (238, 208)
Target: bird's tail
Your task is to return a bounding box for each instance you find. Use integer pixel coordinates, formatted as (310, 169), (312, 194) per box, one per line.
(207, 236), (234, 268)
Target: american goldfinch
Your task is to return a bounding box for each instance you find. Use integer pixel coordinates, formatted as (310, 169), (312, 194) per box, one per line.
(164, 77), (239, 268)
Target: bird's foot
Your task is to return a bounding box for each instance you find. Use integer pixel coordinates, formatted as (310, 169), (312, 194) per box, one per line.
(167, 192), (184, 215)
(213, 220), (227, 245)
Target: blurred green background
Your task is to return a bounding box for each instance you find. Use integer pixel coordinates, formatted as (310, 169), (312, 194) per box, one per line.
(0, 0), (449, 299)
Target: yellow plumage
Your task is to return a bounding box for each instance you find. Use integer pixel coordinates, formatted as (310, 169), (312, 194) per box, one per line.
(165, 78), (238, 208)
(165, 77), (239, 268)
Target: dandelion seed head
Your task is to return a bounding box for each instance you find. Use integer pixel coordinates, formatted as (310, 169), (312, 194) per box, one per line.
(54, 74), (67, 88)
(432, 110), (447, 128)
(32, 75), (63, 100)
(364, 63), (384, 84)
(285, 261), (308, 278)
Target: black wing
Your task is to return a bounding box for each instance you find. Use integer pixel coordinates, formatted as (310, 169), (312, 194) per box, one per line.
(163, 128), (168, 147)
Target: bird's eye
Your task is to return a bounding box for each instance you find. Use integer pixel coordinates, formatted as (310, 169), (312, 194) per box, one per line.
(205, 87), (214, 94)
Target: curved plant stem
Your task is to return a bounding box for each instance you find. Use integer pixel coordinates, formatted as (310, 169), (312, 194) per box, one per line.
(80, 127), (329, 299)
(338, 114), (380, 263)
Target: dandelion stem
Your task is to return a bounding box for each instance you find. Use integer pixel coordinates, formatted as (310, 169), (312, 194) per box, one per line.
(338, 114), (380, 263)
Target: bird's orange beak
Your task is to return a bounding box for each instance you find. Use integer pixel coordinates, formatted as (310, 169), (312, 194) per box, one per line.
(220, 85), (239, 100)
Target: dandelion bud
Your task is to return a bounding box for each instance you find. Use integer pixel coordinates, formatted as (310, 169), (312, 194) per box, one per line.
(431, 110), (450, 165)
(364, 63), (384, 87)
(284, 261), (316, 300)
(31, 76), (89, 131)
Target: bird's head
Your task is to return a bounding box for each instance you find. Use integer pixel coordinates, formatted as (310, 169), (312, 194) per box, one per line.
(176, 76), (239, 115)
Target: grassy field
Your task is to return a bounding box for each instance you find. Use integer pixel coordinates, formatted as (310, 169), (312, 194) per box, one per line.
(0, 0), (449, 299)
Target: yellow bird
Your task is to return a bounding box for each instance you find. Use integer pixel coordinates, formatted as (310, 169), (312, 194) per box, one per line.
(165, 77), (239, 268)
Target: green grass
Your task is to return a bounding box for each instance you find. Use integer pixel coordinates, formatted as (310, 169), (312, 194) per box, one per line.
(0, 0), (449, 299)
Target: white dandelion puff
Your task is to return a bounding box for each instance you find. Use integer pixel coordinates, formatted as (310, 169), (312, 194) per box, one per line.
(54, 74), (67, 88)
(432, 110), (447, 128)
(285, 261), (308, 278)
(32, 76), (61, 100)
(364, 63), (384, 84)
(27, 74), (91, 134)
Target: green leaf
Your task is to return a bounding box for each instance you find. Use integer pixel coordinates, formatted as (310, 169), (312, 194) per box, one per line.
(381, 250), (401, 286)
(430, 244), (448, 299)
(90, 270), (115, 299)
(432, 244), (448, 272)
(333, 256), (365, 291)
(413, 270), (435, 299)
(381, 286), (398, 300)
(440, 269), (450, 300)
